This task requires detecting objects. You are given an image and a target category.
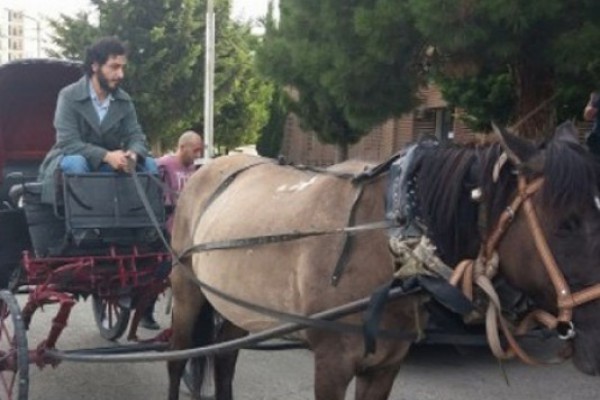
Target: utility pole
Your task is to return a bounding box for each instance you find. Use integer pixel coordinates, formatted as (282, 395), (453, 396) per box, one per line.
(203, 0), (215, 159)
(35, 17), (40, 57)
(23, 14), (41, 57)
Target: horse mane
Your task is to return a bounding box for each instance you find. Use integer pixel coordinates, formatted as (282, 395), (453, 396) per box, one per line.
(415, 138), (599, 266)
(416, 143), (492, 265)
(541, 140), (598, 216)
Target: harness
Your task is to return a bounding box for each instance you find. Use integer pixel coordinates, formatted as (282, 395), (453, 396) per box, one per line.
(128, 155), (600, 364)
(129, 159), (435, 342)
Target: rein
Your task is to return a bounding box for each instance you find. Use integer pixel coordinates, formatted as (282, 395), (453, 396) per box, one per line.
(180, 220), (395, 256)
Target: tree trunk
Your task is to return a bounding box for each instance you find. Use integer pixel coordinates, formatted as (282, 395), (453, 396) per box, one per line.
(512, 62), (556, 141)
(336, 142), (349, 163)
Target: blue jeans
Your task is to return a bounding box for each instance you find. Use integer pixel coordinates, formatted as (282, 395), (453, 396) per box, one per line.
(60, 155), (158, 174)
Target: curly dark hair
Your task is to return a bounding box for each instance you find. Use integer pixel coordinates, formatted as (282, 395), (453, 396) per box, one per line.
(83, 37), (128, 77)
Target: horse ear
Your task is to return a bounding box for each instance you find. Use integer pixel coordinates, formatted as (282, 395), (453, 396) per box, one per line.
(553, 120), (580, 145)
(491, 122), (537, 165)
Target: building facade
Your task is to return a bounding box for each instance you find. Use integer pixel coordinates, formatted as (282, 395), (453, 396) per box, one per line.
(0, 8), (24, 63)
(279, 86), (477, 166)
(1, 7), (45, 63)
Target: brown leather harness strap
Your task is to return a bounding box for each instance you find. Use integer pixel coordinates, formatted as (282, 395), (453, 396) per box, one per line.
(451, 173), (600, 365)
(519, 178), (573, 323)
(518, 176), (600, 324)
(483, 177), (543, 256)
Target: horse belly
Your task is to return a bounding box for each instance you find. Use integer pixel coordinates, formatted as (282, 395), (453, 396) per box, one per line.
(194, 244), (309, 332)
(192, 166), (355, 333)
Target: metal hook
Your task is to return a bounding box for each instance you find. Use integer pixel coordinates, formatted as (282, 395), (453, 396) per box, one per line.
(557, 321), (576, 340)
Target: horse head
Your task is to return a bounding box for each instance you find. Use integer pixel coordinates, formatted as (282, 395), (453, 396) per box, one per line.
(414, 121), (600, 375)
(492, 121), (600, 375)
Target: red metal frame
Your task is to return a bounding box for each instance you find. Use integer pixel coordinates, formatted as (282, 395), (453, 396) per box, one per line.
(15, 246), (170, 369)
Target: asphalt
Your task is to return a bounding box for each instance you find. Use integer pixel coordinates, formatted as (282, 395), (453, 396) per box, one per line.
(14, 294), (599, 400)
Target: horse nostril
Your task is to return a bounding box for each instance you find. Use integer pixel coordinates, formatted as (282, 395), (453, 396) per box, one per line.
(557, 321), (576, 340)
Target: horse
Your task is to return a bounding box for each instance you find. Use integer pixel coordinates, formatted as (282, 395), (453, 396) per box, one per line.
(166, 121), (600, 400)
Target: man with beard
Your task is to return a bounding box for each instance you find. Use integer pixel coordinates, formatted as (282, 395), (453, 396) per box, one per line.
(38, 37), (157, 204)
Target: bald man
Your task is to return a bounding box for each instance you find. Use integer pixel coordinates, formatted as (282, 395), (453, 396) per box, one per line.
(141, 130), (202, 330)
(157, 130), (204, 207)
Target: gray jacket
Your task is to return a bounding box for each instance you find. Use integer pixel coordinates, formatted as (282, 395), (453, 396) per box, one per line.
(38, 76), (150, 203)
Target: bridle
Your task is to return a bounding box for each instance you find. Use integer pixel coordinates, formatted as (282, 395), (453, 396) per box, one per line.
(452, 172), (600, 362)
(497, 175), (600, 330)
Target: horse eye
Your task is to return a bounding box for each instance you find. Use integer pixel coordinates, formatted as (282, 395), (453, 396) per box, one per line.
(558, 215), (582, 232)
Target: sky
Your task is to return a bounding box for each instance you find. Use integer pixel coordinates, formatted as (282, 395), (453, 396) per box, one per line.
(1, 0), (272, 20)
(1, 0), (273, 57)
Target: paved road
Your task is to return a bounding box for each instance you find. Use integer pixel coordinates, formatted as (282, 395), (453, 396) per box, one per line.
(17, 295), (599, 400)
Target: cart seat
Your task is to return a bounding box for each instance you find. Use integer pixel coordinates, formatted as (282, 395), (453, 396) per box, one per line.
(8, 180), (42, 207)
(18, 181), (66, 257)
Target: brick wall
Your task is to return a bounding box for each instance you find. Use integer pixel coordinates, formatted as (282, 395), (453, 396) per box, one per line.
(279, 86), (595, 165)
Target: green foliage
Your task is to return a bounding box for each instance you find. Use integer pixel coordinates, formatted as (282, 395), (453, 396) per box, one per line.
(256, 87), (286, 158)
(48, 0), (272, 150)
(407, 0), (600, 136)
(47, 13), (100, 60)
(256, 0), (359, 156)
(215, 23), (273, 151)
(260, 0), (600, 141)
(435, 69), (516, 132)
(257, 0), (423, 157)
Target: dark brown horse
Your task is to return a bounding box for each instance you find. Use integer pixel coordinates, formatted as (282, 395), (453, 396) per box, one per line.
(167, 122), (600, 400)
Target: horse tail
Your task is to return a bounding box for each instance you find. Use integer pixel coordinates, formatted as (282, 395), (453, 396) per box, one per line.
(184, 302), (216, 397)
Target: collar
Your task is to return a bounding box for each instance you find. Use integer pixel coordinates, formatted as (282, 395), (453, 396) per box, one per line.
(88, 80), (113, 104)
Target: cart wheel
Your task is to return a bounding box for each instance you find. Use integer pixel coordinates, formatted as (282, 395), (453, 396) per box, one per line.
(92, 294), (131, 341)
(0, 290), (29, 400)
(182, 356), (215, 400)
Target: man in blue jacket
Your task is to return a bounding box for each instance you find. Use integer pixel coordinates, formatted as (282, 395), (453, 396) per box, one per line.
(38, 37), (157, 204)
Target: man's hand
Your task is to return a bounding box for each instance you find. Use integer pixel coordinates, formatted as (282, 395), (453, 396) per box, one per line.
(123, 151), (138, 172)
(124, 150), (138, 161)
(103, 150), (128, 171)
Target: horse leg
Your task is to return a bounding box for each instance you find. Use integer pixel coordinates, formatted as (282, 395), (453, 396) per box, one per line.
(354, 364), (402, 400)
(354, 306), (417, 400)
(214, 320), (247, 400)
(167, 264), (209, 400)
(312, 337), (356, 400)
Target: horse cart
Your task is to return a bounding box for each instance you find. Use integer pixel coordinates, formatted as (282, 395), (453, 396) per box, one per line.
(3, 60), (600, 400)
(0, 59), (170, 399)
